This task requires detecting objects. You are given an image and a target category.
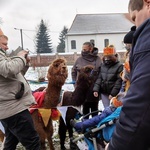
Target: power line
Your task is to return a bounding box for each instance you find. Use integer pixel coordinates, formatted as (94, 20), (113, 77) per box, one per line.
(15, 28), (60, 33)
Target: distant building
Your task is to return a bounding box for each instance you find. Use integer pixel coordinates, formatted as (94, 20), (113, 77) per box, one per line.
(65, 13), (134, 52)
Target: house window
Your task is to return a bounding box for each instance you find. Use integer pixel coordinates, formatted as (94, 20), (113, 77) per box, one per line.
(104, 39), (109, 47)
(71, 40), (76, 49)
(90, 39), (95, 46)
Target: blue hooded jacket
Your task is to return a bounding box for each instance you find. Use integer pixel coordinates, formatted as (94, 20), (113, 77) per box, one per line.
(109, 18), (150, 150)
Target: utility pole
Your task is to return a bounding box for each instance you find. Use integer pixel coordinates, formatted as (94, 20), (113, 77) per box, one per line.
(14, 28), (24, 50)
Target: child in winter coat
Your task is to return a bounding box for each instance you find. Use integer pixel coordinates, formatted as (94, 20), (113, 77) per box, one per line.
(93, 45), (123, 108)
(70, 94), (123, 132)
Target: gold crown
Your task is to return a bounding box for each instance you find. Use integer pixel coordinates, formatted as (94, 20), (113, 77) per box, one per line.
(103, 47), (115, 56)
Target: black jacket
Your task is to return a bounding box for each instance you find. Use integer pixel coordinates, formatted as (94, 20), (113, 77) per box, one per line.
(109, 19), (150, 150)
(93, 61), (123, 96)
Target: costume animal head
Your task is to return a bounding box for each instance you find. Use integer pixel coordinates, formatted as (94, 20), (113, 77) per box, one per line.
(47, 58), (68, 86)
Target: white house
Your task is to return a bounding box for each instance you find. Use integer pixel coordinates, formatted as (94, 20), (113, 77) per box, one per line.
(65, 13), (134, 53)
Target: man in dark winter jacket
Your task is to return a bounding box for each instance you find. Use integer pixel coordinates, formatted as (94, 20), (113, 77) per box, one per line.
(106, 0), (150, 149)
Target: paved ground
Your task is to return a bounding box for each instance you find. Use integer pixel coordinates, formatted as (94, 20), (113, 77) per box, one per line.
(0, 137), (69, 150)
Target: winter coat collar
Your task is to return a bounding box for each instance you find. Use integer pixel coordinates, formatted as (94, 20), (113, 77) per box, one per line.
(81, 48), (99, 62)
(0, 48), (6, 55)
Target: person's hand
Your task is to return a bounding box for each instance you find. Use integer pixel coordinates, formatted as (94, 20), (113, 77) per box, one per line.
(17, 50), (29, 57)
(93, 92), (98, 97)
(26, 55), (30, 64)
(17, 50), (30, 63)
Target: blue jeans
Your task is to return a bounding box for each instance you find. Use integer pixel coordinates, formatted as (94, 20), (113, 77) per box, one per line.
(1, 109), (40, 150)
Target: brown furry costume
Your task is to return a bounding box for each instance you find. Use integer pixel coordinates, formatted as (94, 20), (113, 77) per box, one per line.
(31, 58), (68, 150)
(58, 65), (96, 150)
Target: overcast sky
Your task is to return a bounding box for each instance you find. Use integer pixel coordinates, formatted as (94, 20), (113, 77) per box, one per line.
(0, 0), (129, 53)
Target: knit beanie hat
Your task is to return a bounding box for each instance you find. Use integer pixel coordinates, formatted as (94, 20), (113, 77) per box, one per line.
(0, 28), (4, 35)
(123, 26), (136, 44)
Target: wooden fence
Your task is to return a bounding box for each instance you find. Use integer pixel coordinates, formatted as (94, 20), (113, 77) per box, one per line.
(30, 51), (126, 67)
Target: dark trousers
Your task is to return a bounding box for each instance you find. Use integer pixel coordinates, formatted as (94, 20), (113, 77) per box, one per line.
(1, 109), (40, 150)
(83, 101), (99, 119)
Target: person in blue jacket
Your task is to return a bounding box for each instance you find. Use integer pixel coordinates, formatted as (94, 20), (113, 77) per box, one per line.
(70, 94), (123, 132)
(106, 0), (150, 149)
